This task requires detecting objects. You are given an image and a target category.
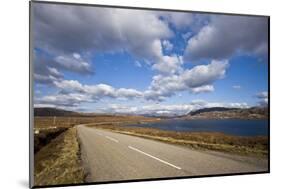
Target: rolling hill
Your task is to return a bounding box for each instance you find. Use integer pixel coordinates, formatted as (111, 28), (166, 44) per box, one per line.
(34, 108), (81, 117)
(181, 107), (268, 120)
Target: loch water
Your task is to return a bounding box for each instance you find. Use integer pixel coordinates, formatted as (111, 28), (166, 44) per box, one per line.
(129, 119), (268, 136)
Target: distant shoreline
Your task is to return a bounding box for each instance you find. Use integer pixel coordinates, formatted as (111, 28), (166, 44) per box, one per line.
(124, 118), (268, 137)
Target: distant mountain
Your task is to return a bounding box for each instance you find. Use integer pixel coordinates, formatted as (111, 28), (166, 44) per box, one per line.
(181, 107), (268, 120)
(34, 107), (81, 117)
(189, 107), (238, 116)
(33, 107), (150, 118)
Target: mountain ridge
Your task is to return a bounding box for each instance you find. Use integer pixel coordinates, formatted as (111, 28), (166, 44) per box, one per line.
(182, 106), (268, 120)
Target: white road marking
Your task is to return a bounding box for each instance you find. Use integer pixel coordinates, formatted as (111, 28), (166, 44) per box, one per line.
(106, 136), (119, 143)
(97, 133), (103, 136)
(128, 146), (182, 170)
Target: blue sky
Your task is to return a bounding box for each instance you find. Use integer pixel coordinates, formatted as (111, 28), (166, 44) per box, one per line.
(32, 3), (268, 115)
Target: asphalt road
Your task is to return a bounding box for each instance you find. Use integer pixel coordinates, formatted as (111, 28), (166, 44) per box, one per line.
(77, 125), (268, 182)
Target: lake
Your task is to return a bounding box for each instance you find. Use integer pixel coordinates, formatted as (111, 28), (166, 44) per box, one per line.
(129, 119), (268, 136)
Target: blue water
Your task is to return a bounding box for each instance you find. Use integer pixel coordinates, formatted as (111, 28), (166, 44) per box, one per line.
(129, 119), (268, 136)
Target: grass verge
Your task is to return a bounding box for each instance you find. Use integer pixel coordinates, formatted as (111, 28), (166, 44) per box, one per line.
(34, 127), (85, 186)
(87, 124), (268, 157)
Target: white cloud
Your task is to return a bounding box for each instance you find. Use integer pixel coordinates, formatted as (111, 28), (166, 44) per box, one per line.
(33, 4), (173, 63)
(227, 103), (249, 108)
(184, 15), (268, 60)
(98, 104), (139, 114)
(34, 103), (56, 108)
(54, 54), (92, 74)
(73, 53), (81, 59)
(54, 80), (83, 92)
(52, 80), (143, 102)
(180, 60), (228, 88)
(35, 93), (92, 107)
(190, 85), (214, 94)
(147, 60), (229, 101)
(152, 55), (183, 74)
(116, 88), (143, 99)
(96, 100), (249, 116)
(34, 73), (61, 84)
(46, 67), (62, 79)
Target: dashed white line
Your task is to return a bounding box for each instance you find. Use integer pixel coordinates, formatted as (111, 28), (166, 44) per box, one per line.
(106, 136), (119, 143)
(128, 146), (182, 170)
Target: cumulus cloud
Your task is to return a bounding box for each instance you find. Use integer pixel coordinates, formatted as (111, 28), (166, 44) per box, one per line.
(33, 4), (172, 62)
(36, 79), (145, 107)
(34, 73), (61, 85)
(53, 80), (143, 101)
(96, 103), (190, 115)
(190, 85), (214, 93)
(184, 15), (268, 60)
(96, 100), (249, 116)
(35, 93), (92, 107)
(152, 55), (183, 74)
(98, 104), (139, 114)
(54, 80), (83, 92)
(147, 60), (229, 101)
(47, 67), (62, 77)
(116, 88), (143, 99)
(54, 53), (92, 74)
(181, 60), (228, 87)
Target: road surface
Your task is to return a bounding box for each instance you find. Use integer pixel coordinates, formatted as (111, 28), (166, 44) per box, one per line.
(77, 125), (268, 182)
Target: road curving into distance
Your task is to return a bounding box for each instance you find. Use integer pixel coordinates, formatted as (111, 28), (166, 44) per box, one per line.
(77, 125), (268, 182)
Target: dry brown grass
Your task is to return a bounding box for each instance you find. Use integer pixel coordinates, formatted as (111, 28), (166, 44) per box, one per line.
(34, 127), (85, 186)
(87, 124), (268, 157)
